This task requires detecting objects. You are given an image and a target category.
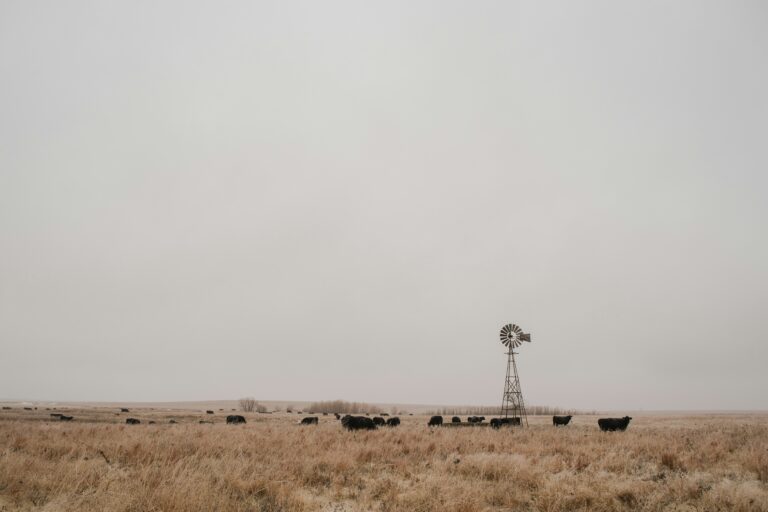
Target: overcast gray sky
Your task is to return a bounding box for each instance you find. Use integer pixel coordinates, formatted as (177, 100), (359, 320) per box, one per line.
(1, 1), (766, 410)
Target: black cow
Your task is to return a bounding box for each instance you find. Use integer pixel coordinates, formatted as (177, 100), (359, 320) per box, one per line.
(428, 415), (443, 426)
(341, 415), (376, 430)
(598, 416), (632, 432)
(120, 408), (130, 413)
(372, 417), (386, 426)
(386, 417), (401, 427)
(206, 410), (214, 414)
(553, 415), (573, 426)
(126, 418), (140, 425)
(227, 415), (246, 424)
(301, 416), (319, 425)
(59, 415), (74, 421)
(451, 416), (461, 423)
(490, 417), (521, 429)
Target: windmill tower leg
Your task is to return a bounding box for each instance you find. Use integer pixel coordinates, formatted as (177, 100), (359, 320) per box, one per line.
(500, 350), (528, 426)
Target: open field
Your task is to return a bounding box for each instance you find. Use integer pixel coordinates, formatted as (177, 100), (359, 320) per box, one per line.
(1, 407), (767, 511)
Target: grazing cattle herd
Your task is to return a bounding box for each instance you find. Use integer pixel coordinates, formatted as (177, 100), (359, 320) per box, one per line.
(490, 417), (521, 428)
(0, 407), (633, 432)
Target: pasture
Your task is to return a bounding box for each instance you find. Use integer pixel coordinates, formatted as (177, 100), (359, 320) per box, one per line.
(0, 407), (766, 511)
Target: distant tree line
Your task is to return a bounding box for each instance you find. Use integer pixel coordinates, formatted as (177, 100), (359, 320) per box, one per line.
(431, 405), (595, 416)
(307, 400), (383, 414)
(238, 397), (268, 413)
(240, 396), (592, 416)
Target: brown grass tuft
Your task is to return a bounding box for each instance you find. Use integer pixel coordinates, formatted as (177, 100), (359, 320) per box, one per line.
(661, 452), (682, 471)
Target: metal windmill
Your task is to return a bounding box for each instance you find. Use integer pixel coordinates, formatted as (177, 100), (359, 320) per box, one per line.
(499, 323), (531, 426)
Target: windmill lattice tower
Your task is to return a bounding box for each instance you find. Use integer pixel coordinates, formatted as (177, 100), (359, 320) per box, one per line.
(499, 324), (531, 426)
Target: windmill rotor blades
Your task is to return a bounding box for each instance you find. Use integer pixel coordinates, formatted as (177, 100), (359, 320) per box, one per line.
(499, 323), (531, 348)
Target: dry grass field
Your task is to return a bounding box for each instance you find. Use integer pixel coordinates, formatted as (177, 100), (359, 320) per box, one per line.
(1, 407), (767, 511)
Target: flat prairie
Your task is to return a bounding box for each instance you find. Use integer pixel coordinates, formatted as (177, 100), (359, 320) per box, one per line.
(0, 408), (766, 511)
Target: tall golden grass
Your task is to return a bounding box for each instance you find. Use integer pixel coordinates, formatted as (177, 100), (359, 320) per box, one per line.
(0, 409), (766, 511)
